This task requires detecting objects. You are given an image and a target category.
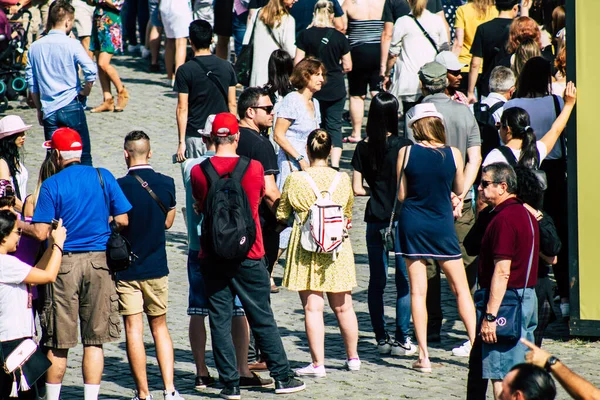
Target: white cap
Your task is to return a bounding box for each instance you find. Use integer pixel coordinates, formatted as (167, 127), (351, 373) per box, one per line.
(199, 114), (216, 137)
(407, 103), (444, 128)
(435, 51), (467, 71)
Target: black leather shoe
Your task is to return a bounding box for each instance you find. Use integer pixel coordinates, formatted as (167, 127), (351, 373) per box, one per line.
(274, 377), (306, 394)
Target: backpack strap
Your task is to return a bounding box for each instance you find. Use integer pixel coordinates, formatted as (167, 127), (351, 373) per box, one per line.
(497, 146), (518, 166)
(300, 171), (322, 199)
(200, 158), (221, 186)
(326, 172), (343, 196)
(230, 156), (251, 183)
(488, 101), (505, 115)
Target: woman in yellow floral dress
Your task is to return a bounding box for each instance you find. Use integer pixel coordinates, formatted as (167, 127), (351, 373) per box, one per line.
(277, 129), (359, 377)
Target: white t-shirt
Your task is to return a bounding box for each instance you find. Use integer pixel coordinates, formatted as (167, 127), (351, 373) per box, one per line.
(0, 254), (33, 341)
(482, 141), (548, 167)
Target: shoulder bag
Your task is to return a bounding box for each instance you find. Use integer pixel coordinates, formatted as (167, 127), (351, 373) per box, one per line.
(409, 14), (440, 54)
(130, 172), (168, 216)
(1, 338), (51, 397)
(497, 146), (548, 191)
(551, 94), (568, 162)
(97, 169), (135, 273)
(235, 8), (261, 87)
(380, 145), (410, 252)
(193, 57), (229, 106)
(474, 209), (536, 343)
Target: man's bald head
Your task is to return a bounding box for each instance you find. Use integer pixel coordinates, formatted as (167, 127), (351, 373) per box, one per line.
(124, 130), (151, 159)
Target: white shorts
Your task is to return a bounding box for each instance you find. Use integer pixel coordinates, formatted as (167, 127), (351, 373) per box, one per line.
(159, 0), (193, 39)
(72, 0), (95, 38)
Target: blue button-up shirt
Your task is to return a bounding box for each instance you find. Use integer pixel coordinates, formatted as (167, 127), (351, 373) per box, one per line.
(25, 30), (97, 118)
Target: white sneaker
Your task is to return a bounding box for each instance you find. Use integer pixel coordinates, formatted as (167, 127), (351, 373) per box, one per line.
(163, 390), (184, 400)
(377, 334), (392, 355)
(141, 47), (151, 59)
(560, 303), (570, 318)
(128, 44), (141, 53)
(295, 363), (326, 378)
(451, 340), (472, 357)
(132, 393), (153, 400)
(345, 358), (361, 371)
(391, 338), (417, 356)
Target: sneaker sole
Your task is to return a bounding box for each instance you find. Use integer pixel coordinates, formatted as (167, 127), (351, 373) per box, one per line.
(275, 382), (306, 394)
(240, 382), (275, 388)
(391, 348), (418, 357)
(294, 371), (326, 378)
(219, 395), (241, 400)
(451, 351), (470, 357)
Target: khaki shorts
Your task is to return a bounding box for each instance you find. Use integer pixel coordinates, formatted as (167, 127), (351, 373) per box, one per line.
(116, 276), (169, 316)
(40, 252), (121, 349)
(72, 0), (95, 38)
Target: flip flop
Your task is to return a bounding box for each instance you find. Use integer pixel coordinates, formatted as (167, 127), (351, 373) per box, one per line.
(412, 359), (432, 373)
(342, 136), (361, 143)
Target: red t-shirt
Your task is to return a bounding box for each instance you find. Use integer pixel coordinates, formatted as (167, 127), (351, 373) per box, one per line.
(191, 156), (266, 260)
(478, 198), (539, 289)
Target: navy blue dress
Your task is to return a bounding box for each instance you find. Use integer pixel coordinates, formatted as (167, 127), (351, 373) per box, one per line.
(397, 145), (462, 260)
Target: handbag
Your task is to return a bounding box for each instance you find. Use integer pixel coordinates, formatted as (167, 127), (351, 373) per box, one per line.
(235, 8), (261, 86)
(97, 169), (136, 273)
(474, 210), (536, 343)
(379, 145), (410, 252)
(1, 338), (51, 397)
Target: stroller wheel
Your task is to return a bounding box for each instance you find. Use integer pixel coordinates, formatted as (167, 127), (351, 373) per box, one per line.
(0, 80), (6, 97)
(0, 96), (8, 113)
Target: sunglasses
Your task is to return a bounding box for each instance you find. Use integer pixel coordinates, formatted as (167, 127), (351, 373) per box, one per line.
(448, 70), (461, 77)
(480, 180), (500, 189)
(251, 105), (274, 114)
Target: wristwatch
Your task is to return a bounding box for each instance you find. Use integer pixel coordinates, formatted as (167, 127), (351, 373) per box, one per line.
(545, 356), (560, 372)
(485, 313), (497, 322)
(295, 155), (305, 162)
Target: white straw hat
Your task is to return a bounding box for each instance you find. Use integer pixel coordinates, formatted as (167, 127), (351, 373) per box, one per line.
(407, 103), (444, 128)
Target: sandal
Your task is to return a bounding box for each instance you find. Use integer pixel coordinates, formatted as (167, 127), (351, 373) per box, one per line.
(412, 359), (432, 373)
(342, 136), (361, 143)
(114, 86), (129, 112)
(90, 97), (114, 113)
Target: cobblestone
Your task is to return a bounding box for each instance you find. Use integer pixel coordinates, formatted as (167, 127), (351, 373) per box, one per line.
(11, 54), (600, 399)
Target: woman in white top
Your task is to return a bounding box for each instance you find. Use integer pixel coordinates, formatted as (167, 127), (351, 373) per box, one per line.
(0, 116), (30, 213)
(385, 0), (448, 115)
(245, 0), (297, 87)
(483, 82), (576, 168)
(0, 211), (66, 397)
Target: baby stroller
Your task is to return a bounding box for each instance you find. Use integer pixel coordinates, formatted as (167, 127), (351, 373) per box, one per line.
(0, 6), (31, 112)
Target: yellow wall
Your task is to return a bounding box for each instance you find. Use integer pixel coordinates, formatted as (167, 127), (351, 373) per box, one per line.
(576, 1), (600, 320)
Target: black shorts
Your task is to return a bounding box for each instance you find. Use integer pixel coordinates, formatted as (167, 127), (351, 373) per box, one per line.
(214, 0), (234, 37)
(347, 43), (381, 96)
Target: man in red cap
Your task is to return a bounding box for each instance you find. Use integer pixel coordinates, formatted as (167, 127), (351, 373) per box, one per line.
(190, 113), (306, 399)
(19, 127), (132, 400)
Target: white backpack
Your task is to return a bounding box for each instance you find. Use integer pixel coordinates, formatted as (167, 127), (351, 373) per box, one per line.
(295, 171), (346, 259)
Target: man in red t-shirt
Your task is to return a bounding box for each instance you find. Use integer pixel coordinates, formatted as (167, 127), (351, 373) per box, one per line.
(190, 113), (305, 398)
(467, 162), (540, 399)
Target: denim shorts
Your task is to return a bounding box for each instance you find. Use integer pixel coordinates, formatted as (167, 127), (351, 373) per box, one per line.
(187, 250), (244, 316)
(148, 0), (163, 28)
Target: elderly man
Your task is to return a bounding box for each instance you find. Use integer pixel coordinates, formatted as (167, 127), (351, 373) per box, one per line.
(405, 61), (482, 348)
(467, 163), (539, 400)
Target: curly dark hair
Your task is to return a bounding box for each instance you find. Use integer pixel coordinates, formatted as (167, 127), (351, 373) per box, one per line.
(0, 209), (16, 244)
(514, 165), (544, 210)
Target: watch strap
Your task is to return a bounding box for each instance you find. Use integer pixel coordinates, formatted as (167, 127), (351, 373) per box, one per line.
(545, 356), (559, 372)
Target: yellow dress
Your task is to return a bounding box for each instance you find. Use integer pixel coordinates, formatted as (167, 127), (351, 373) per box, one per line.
(276, 167), (356, 293)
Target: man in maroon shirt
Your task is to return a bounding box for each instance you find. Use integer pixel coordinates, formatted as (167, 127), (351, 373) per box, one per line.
(190, 113), (305, 399)
(467, 162), (539, 400)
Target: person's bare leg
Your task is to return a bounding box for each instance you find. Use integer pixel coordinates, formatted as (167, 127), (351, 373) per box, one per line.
(299, 291), (325, 366)
(95, 51), (112, 101)
(82, 345), (104, 384)
(174, 37), (187, 76)
(349, 95), (365, 140)
(330, 147), (342, 169)
(124, 313), (149, 398)
(46, 348), (69, 384)
(406, 259), (430, 363)
(189, 315), (210, 377)
(149, 314), (176, 392)
(440, 259), (476, 344)
(97, 52), (124, 93)
(232, 315), (252, 377)
(80, 36), (92, 59)
(215, 35), (229, 60)
(327, 291), (358, 360)
(149, 25), (163, 66)
(164, 38), (175, 83)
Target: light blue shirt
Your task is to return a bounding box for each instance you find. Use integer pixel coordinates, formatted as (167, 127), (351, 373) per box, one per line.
(182, 151), (215, 252)
(25, 30), (97, 118)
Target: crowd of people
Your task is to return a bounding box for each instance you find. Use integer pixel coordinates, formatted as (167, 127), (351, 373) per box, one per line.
(0, 0), (596, 399)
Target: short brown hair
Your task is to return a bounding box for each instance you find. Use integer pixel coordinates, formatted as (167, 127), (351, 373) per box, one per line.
(290, 58), (326, 89)
(48, 0), (75, 28)
(412, 117), (446, 145)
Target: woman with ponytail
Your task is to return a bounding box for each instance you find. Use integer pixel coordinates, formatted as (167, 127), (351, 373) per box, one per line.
(277, 129), (359, 377)
(482, 81), (577, 168)
(351, 92), (416, 357)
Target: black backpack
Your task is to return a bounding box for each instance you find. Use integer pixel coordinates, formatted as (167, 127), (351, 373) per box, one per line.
(474, 101), (504, 184)
(200, 156), (256, 273)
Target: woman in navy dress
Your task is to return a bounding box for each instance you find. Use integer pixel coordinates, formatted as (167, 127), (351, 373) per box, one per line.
(396, 103), (476, 373)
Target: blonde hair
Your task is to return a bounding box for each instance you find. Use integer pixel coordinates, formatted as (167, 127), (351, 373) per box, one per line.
(409, 0), (428, 18)
(470, 0), (495, 19)
(307, 129), (332, 159)
(310, 0), (334, 28)
(412, 117), (447, 145)
(512, 38), (541, 79)
(260, 0), (290, 29)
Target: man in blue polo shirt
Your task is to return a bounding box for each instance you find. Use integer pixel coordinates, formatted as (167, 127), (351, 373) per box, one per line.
(20, 127), (131, 400)
(116, 131), (182, 400)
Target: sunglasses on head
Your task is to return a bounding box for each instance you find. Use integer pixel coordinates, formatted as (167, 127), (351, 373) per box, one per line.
(251, 105), (274, 114)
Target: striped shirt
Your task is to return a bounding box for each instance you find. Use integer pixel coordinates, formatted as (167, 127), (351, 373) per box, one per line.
(347, 20), (384, 47)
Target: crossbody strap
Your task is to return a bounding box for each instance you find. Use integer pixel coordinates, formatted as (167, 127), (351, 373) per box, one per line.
(96, 168), (116, 233)
(130, 172), (169, 216)
(551, 94), (567, 159)
(318, 28), (334, 58)
(387, 145), (410, 234)
(497, 146), (518, 166)
(409, 15), (439, 54)
(522, 210), (536, 292)
(193, 57), (228, 105)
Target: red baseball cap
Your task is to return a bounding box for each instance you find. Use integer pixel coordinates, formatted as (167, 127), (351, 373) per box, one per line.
(42, 127), (83, 151)
(211, 113), (239, 137)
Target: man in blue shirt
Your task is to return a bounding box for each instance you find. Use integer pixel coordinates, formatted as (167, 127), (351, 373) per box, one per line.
(25, 0), (97, 166)
(20, 127), (131, 400)
(115, 131), (182, 400)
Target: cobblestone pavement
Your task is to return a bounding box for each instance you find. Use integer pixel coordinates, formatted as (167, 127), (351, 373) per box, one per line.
(11, 54), (600, 399)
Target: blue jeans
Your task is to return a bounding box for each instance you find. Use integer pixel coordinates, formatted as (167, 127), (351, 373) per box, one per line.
(123, 0), (149, 46)
(366, 221), (411, 342)
(43, 98), (92, 166)
(231, 11), (248, 56)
